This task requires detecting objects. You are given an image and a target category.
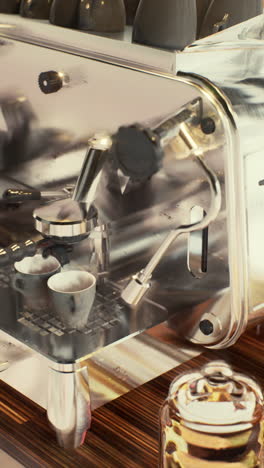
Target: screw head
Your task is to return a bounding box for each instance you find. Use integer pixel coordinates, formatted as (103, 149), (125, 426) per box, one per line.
(199, 319), (214, 336)
(201, 118), (216, 135)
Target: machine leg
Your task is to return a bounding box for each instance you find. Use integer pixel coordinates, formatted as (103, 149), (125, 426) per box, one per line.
(47, 361), (91, 449)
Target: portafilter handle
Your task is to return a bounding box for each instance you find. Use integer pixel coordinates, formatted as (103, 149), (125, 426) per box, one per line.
(3, 186), (73, 203)
(0, 236), (73, 268)
(0, 239), (39, 267)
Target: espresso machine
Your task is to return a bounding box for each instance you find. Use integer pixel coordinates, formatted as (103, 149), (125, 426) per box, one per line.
(0, 12), (263, 448)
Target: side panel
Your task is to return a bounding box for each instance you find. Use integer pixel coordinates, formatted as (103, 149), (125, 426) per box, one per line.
(0, 28), (240, 359)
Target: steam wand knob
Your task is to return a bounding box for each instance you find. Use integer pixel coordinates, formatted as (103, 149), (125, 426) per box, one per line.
(112, 101), (198, 181)
(112, 124), (163, 182)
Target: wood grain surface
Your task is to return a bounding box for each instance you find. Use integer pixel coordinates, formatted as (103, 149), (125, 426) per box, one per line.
(0, 326), (264, 468)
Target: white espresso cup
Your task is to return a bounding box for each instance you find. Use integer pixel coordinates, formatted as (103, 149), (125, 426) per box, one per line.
(47, 270), (96, 330)
(13, 254), (61, 313)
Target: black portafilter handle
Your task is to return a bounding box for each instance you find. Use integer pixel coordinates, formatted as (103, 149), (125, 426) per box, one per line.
(3, 187), (73, 203)
(3, 188), (42, 203)
(0, 238), (72, 267)
(0, 239), (38, 267)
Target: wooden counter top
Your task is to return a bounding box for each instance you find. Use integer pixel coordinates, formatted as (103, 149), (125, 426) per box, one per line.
(0, 326), (264, 467)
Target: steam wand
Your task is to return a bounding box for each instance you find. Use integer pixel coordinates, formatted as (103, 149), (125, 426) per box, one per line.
(121, 123), (222, 306)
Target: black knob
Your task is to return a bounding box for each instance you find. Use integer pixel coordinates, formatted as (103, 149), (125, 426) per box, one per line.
(112, 124), (163, 182)
(38, 71), (63, 95)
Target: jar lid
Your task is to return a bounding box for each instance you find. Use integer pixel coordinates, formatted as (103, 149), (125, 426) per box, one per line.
(168, 361), (263, 433)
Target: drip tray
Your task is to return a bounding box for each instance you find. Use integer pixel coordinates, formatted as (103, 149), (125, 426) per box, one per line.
(17, 284), (125, 338)
(0, 278), (168, 363)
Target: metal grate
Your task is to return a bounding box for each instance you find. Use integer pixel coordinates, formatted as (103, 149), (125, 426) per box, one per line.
(17, 281), (125, 338)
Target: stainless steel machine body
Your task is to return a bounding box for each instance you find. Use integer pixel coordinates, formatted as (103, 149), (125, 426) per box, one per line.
(0, 14), (263, 447)
(178, 12), (264, 334)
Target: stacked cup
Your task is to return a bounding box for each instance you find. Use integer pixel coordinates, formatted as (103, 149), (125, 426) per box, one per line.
(13, 254), (96, 330)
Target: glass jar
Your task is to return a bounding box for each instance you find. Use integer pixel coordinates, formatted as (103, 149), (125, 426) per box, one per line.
(78, 0), (126, 33)
(132, 0), (197, 50)
(20, 0), (52, 19)
(160, 361), (264, 467)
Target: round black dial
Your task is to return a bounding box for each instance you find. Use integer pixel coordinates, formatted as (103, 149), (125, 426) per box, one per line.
(38, 71), (63, 95)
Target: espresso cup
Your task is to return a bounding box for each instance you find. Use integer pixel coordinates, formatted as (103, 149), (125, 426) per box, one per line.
(49, 0), (79, 28)
(13, 254), (61, 314)
(0, 0), (20, 13)
(20, 0), (52, 19)
(47, 270), (96, 330)
(132, 0), (197, 50)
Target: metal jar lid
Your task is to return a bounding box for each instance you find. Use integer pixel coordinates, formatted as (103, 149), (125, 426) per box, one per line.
(168, 361), (263, 434)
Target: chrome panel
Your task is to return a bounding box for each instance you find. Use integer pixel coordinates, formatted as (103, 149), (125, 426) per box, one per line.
(178, 15), (264, 344)
(0, 24), (239, 360)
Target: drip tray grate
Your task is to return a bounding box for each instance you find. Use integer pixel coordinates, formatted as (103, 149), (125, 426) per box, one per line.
(17, 282), (125, 338)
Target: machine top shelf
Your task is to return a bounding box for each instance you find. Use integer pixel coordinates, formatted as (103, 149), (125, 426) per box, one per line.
(0, 14), (176, 74)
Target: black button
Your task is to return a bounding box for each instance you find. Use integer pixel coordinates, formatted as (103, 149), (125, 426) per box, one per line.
(38, 71), (63, 95)
(201, 118), (216, 135)
(199, 319), (214, 336)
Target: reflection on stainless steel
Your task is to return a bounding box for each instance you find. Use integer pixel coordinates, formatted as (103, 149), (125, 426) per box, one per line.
(177, 15), (264, 346)
(33, 199), (98, 241)
(122, 122), (222, 306)
(0, 361), (9, 372)
(72, 133), (112, 214)
(33, 135), (112, 269)
(212, 13), (230, 34)
(187, 205), (208, 278)
(0, 326), (201, 406)
(0, 14), (263, 447)
(197, 0), (262, 39)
